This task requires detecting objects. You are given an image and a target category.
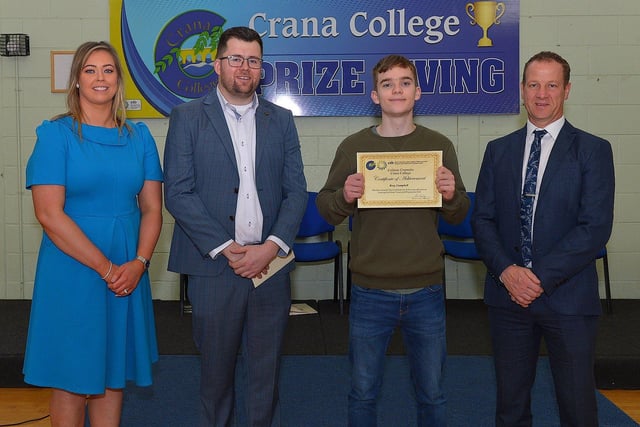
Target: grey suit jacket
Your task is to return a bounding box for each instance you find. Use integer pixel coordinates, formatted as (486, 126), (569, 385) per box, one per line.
(163, 88), (307, 277)
(472, 121), (615, 315)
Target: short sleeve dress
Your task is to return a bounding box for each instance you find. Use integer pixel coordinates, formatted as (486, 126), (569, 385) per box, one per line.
(23, 116), (162, 394)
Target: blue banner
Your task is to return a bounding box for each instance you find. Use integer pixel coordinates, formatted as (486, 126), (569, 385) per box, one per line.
(110, 0), (520, 117)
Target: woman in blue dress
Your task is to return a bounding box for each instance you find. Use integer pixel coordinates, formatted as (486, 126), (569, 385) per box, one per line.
(23, 41), (163, 426)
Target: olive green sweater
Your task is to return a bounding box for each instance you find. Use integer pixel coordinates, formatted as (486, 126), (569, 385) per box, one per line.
(316, 125), (469, 290)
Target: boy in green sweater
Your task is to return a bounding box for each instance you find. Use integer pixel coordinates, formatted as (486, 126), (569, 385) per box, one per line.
(316, 54), (469, 427)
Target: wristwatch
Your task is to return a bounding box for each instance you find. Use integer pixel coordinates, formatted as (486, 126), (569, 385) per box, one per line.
(135, 255), (150, 269)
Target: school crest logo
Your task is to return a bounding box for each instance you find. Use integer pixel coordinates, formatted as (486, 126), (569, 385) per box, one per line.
(154, 10), (226, 98)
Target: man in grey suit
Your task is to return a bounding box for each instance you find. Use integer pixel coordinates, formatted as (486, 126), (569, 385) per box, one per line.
(163, 26), (307, 427)
(472, 51), (615, 426)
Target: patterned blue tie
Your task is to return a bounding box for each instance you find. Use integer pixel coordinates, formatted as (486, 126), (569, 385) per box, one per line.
(520, 129), (547, 267)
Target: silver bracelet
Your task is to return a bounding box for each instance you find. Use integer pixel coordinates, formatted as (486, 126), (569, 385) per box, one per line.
(101, 261), (113, 280)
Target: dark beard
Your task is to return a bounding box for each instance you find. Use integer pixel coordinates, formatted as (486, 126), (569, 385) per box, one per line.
(231, 79), (259, 97)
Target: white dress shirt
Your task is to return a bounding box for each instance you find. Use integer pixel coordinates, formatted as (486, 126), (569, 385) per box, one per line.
(209, 91), (288, 259)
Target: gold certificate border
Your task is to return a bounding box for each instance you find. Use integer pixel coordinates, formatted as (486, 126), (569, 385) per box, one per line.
(357, 151), (442, 208)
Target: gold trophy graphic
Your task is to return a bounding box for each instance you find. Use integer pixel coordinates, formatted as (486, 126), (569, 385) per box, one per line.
(466, 1), (506, 47)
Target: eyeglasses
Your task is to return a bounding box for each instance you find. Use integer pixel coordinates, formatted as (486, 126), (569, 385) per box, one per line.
(218, 55), (263, 69)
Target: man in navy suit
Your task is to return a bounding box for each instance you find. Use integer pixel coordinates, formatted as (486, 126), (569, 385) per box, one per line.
(472, 51), (615, 426)
(163, 27), (307, 427)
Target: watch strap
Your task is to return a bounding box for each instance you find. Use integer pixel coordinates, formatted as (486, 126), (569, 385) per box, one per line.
(135, 255), (150, 269)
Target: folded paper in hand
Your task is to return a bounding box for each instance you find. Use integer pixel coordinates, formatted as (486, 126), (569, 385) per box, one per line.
(252, 251), (295, 287)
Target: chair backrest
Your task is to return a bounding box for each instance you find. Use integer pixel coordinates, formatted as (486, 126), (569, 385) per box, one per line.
(438, 192), (475, 239)
(297, 191), (335, 238)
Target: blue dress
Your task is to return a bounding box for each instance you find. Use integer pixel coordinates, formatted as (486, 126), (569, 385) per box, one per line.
(23, 116), (162, 394)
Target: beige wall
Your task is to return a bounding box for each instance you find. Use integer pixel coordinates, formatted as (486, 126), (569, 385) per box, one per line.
(1, 1), (639, 300)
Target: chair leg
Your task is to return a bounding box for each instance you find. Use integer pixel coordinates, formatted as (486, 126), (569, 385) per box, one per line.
(334, 246), (344, 315)
(179, 274), (191, 316)
(179, 274), (186, 316)
(442, 255), (447, 300)
(333, 263), (338, 301)
(603, 253), (612, 314)
(346, 240), (352, 301)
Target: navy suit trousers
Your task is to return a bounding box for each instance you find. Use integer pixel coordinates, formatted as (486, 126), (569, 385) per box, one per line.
(488, 306), (599, 427)
(189, 268), (291, 427)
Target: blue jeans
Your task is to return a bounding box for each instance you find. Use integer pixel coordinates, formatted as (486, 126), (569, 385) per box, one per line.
(348, 284), (447, 427)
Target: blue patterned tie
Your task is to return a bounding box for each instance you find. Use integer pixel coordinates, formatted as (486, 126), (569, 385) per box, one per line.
(520, 129), (547, 267)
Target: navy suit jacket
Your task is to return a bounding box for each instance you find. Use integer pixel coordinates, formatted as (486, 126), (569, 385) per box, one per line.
(472, 121), (614, 315)
(163, 88), (307, 277)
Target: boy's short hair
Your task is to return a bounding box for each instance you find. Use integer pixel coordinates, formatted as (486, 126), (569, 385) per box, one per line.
(372, 55), (418, 87)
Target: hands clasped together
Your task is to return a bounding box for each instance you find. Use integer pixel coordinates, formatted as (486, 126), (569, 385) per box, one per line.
(223, 240), (279, 280)
(499, 265), (544, 308)
(103, 260), (146, 297)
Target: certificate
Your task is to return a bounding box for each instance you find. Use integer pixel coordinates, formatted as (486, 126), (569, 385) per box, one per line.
(356, 151), (442, 208)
